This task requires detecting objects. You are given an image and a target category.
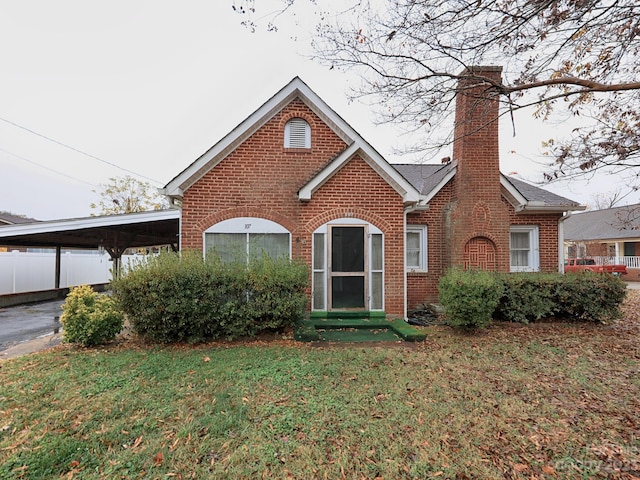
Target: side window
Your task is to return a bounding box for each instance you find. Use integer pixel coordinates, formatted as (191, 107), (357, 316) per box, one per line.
(284, 118), (311, 149)
(406, 225), (427, 271)
(510, 226), (540, 272)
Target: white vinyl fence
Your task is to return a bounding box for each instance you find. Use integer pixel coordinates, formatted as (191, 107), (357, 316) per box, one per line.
(0, 250), (139, 295)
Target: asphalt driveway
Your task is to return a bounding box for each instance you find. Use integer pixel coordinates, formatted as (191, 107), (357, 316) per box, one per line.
(0, 299), (64, 352)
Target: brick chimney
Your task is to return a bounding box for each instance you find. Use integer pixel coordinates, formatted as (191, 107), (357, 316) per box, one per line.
(445, 66), (510, 271)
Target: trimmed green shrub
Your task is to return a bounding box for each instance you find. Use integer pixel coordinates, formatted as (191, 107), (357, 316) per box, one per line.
(438, 268), (504, 329)
(553, 272), (627, 322)
(496, 273), (558, 323)
(496, 272), (627, 324)
(111, 250), (308, 343)
(60, 285), (124, 347)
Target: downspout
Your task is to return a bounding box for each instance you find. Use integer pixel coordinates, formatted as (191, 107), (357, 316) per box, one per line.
(558, 211), (572, 273)
(403, 202), (429, 320)
(403, 207), (408, 321)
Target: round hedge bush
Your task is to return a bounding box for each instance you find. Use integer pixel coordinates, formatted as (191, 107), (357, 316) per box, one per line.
(60, 285), (124, 347)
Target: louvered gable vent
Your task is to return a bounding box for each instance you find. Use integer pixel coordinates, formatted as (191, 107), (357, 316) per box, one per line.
(285, 118), (311, 148)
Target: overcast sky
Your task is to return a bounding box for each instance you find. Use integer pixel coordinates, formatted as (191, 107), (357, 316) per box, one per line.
(0, 1), (632, 221)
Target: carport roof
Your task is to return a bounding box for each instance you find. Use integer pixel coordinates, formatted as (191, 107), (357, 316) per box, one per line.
(0, 209), (180, 250)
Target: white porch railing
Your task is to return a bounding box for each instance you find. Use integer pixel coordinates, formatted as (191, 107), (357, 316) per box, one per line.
(590, 256), (640, 269)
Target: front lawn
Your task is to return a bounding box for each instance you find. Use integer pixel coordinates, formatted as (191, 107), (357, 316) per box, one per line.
(1, 292), (639, 479)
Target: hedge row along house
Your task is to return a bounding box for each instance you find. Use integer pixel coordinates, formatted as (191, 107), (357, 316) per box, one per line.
(162, 66), (584, 318)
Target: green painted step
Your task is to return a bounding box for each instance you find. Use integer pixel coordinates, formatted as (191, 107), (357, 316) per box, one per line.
(295, 314), (426, 343)
(317, 327), (400, 342)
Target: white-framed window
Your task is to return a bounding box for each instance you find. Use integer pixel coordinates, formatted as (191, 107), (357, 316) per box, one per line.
(284, 118), (311, 148)
(406, 225), (427, 271)
(510, 226), (540, 272)
(204, 217), (290, 263)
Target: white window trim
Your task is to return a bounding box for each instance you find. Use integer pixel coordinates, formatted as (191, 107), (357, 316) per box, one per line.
(369, 232), (384, 311)
(510, 225), (540, 272)
(406, 225), (428, 272)
(311, 219), (384, 311)
(203, 217), (291, 259)
(284, 118), (311, 149)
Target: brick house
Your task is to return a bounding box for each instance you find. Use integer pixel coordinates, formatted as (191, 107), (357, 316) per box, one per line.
(564, 204), (640, 279)
(162, 67), (583, 318)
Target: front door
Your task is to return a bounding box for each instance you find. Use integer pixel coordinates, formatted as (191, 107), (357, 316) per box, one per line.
(328, 225), (367, 310)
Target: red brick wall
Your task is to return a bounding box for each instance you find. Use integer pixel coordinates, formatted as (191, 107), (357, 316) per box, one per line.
(180, 99), (407, 316)
(406, 182), (453, 306)
(584, 243), (609, 257)
(181, 99), (348, 249)
(405, 190), (564, 308)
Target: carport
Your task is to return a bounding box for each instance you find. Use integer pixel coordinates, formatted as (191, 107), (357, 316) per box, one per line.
(0, 209), (180, 290)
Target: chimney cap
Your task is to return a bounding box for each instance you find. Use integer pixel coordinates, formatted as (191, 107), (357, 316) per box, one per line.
(459, 65), (503, 75)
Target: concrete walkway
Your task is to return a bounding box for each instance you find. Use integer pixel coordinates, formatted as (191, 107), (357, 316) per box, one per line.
(0, 332), (62, 360)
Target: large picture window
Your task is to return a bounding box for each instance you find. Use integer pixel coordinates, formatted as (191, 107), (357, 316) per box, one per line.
(204, 218), (290, 262)
(510, 226), (539, 272)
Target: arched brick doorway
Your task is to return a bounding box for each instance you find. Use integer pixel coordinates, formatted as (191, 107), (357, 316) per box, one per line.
(463, 236), (497, 270)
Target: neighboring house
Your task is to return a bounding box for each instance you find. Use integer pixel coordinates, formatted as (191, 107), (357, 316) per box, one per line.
(564, 204), (640, 278)
(0, 212), (37, 226)
(162, 66), (583, 318)
(0, 212), (38, 252)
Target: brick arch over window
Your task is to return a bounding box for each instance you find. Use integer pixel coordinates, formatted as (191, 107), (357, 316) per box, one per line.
(463, 236), (497, 271)
(303, 208), (392, 234)
(194, 207), (298, 236)
(278, 111), (317, 133)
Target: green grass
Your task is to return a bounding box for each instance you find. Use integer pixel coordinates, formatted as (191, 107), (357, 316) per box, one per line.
(1, 319), (639, 479)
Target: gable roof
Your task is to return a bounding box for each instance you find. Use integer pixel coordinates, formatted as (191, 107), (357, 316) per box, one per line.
(163, 77), (422, 205)
(297, 142), (422, 204)
(564, 204), (640, 242)
(393, 164), (584, 213)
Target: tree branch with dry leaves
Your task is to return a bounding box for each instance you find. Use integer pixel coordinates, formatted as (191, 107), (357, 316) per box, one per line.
(235, 0), (640, 193)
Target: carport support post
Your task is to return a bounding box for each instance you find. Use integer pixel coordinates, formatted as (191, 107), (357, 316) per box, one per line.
(54, 246), (61, 289)
(105, 246), (126, 279)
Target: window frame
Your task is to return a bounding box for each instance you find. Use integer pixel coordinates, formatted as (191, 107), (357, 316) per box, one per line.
(203, 217), (291, 262)
(509, 225), (540, 272)
(405, 225), (428, 272)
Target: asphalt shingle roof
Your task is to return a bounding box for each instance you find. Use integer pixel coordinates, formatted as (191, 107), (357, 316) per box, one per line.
(392, 163), (455, 195)
(564, 204), (640, 241)
(0, 213), (38, 225)
(506, 177), (581, 208)
(392, 164), (580, 208)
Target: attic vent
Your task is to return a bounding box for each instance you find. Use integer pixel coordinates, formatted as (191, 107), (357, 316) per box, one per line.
(284, 118), (311, 149)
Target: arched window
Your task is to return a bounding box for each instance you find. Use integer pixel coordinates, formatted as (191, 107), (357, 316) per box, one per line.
(284, 118), (311, 149)
(204, 217), (290, 263)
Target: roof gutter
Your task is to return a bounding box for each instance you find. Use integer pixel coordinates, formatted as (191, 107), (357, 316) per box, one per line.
(557, 211), (573, 273)
(515, 204), (587, 213)
(404, 201), (430, 213)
